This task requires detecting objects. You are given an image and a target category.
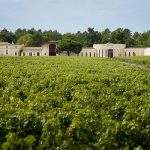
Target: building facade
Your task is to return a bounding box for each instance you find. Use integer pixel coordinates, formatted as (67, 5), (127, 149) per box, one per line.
(79, 43), (149, 57)
(0, 41), (57, 56)
(0, 42), (150, 57)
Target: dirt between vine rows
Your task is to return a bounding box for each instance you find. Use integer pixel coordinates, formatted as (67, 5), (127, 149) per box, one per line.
(121, 61), (150, 71)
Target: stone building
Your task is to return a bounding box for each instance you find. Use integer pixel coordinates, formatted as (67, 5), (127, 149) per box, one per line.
(0, 41), (150, 57)
(79, 43), (149, 57)
(0, 41), (57, 56)
(0, 42), (23, 56)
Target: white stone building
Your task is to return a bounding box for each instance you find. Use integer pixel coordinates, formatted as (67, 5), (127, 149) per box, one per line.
(79, 43), (150, 57)
(0, 42), (23, 56)
(0, 41), (57, 56)
(0, 41), (150, 57)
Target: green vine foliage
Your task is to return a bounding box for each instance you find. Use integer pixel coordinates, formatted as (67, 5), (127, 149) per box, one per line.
(0, 56), (150, 149)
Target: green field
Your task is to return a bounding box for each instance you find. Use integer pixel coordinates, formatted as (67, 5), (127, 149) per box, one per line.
(0, 56), (150, 149)
(113, 56), (150, 68)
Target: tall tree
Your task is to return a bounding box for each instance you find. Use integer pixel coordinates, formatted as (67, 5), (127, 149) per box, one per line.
(101, 28), (111, 44)
(84, 28), (101, 47)
(15, 28), (27, 43)
(17, 33), (34, 47)
(0, 29), (15, 43)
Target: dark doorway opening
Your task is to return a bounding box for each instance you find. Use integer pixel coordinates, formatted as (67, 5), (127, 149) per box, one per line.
(49, 44), (56, 56)
(108, 49), (113, 57)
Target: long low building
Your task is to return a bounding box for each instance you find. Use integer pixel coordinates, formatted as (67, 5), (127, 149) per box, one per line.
(0, 41), (57, 56)
(79, 43), (149, 57)
(0, 41), (150, 57)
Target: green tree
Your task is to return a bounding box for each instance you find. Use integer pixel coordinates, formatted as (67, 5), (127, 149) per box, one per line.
(32, 32), (43, 46)
(101, 28), (111, 44)
(57, 39), (82, 56)
(17, 33), (34, 47)
(0, 29), (15, 43)
(14, 28), (27, 43)
(43, 30), (62, 42)
(84, 28), (101, 47)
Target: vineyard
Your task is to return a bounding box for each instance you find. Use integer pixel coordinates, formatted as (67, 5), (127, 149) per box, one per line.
(0, 56), (150, 150)
(113, 56), (150, 69)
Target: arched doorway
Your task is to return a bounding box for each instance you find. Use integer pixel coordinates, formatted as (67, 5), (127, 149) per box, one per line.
(49, 44), (56, 56)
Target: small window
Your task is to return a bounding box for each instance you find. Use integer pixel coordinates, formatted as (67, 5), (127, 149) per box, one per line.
(37, 52), (40, 56)
(29, 52), (32, 56)
(6, 50), (8, 55)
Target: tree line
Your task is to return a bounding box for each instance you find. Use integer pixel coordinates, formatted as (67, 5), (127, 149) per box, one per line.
(0, 28), (150, 48)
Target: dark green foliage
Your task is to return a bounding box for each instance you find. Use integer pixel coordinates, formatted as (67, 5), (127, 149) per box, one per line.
(57, 39), (82, 55)
(0, 28), (150, 47)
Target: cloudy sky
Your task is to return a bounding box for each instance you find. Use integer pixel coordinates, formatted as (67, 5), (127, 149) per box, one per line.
(0, 0), (149, 33)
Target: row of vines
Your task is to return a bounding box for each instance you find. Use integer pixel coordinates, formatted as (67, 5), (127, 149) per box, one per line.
(113, 56), (150, 68)
(0, 56), (150, 149)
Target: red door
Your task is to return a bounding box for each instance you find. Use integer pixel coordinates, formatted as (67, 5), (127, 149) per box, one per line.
(49, 44), (56, 56)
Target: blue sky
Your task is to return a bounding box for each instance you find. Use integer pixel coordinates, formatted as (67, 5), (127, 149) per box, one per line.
(0, 0), (150, 33)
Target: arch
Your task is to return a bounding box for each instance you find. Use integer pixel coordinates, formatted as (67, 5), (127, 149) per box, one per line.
(89, 52), (91, 57)
(129, 52), (130, 56)
(94, 52), (95, 57)
(23, 52), (26, 56)
(85, 52), (87, 56)
(15, 52), (17, 56)
(49, 44), (56, 56)
(133, 52), (136, 56)
(37, 52), (40, 56)
(29, 52), (32, 56)
(102, 50), (103, 57)
(99, 50), (100, 57)
(125, 52), (126, 56)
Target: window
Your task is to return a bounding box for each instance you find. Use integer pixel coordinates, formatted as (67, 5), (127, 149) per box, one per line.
(29, 52), (32, 56)
(94, 52), (95, 57)
(6, 50), (8, 55)
(37, 52), (40, 56)
(89, 52), (91, 57)
(15, 52), (17, 56)
(129, 52), (130, 56)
